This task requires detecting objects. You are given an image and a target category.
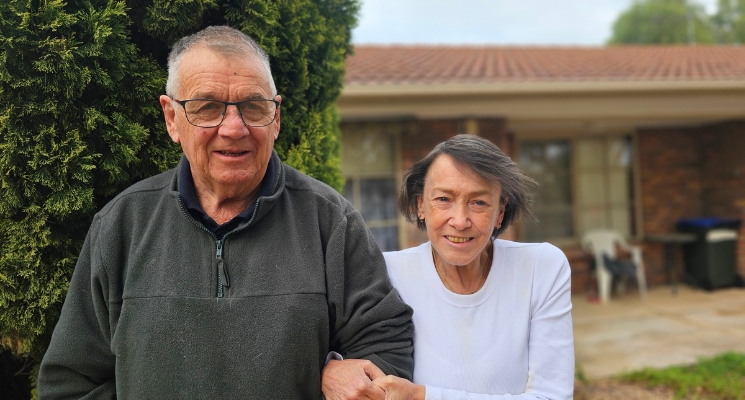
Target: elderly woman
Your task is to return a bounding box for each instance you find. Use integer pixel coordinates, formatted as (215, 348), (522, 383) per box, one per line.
(372, 134), (574, 399)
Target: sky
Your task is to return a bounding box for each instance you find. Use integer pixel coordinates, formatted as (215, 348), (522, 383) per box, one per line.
(352, 0), (719, 46)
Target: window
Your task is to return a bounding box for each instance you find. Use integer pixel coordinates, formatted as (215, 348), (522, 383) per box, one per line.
(341, 130), (399, 251)
(519, 141), (574, 242)
(575, 137), (635, 237)
(518, 136), (635, 242)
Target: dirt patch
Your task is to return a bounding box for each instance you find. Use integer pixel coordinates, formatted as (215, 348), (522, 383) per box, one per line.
(574, 378), (675, 400)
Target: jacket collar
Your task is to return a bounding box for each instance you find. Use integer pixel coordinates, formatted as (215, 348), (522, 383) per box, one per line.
(173, 150), (284, 236)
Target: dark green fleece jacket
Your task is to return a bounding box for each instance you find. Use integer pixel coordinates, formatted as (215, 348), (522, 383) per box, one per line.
(38, 152), (414, 399)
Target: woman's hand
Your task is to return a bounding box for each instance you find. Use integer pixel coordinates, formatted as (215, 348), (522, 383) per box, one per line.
(372, 375), (425, 400)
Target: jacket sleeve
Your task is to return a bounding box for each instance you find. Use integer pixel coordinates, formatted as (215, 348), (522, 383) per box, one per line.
(325, 208), (415, 379)
(38, 216), (117, 399)
(423, 244), (575, 400)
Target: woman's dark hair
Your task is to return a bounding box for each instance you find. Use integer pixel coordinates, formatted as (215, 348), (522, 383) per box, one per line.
(398, 134), (537, 238)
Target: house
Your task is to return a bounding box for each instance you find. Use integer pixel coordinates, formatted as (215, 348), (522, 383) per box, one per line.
(337, 45), (745, 294)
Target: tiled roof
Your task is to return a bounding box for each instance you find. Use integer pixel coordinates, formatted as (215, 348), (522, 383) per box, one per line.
(345, 45), (745, 85)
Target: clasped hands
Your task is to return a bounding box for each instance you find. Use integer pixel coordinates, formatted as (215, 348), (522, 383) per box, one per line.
(321, 359), (425, 400)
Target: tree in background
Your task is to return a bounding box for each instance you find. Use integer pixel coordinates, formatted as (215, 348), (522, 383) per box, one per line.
(711, 0), (745, 43)
(0, 0), (357, 397)
(609, 0), (715, 44)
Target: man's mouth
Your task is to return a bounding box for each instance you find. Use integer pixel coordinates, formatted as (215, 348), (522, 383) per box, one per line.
(219, 150), (247, 156)
(446, 236), (472, 243)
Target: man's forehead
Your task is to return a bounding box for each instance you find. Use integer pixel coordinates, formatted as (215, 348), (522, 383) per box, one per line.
(177, 47), (271, 97)
(181, 46), (264, 73)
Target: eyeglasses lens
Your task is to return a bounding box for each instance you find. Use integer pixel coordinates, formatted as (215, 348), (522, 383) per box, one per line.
(183, 100), (276, 127)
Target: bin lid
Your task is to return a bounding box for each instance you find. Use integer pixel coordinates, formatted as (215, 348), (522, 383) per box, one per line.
(677, 217), (741, 229)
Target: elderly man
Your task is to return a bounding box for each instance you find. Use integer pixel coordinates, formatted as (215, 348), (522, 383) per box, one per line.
(38, 26), (413, 399)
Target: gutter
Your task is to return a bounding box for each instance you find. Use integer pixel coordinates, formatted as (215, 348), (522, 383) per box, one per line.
(341, 80), (745, 98)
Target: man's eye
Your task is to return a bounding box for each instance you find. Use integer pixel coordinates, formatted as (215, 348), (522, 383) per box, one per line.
(193, 101), (222, 113)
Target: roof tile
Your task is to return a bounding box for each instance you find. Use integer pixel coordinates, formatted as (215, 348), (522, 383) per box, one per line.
(345, 45), (745, 85)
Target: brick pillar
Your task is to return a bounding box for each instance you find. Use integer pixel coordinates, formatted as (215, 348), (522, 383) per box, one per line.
(699, 121), (745, 281)
(736, 200), (745, 279)
(637, 127), (702, 285)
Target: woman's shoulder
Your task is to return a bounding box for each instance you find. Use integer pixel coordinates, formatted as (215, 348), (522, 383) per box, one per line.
(383, 242), (431, 286)
(496, 240), (572, 304)
(496, 240), (569, 273)
(497, 239), (565, 257)
(384, 242), (428, 266)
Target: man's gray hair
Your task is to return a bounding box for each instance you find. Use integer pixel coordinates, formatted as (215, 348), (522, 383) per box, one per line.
(165, 26), (277, 98)
(398, 134), (537, 238)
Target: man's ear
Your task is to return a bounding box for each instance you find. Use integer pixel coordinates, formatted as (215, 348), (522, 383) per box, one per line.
(159, 95), (181, 144)
(272, 95), (282, 140)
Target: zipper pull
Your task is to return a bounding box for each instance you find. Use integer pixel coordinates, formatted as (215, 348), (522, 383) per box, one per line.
(217, 240), (230, 288)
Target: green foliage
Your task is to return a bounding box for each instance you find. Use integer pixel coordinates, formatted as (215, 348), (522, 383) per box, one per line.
(237, 0), (354, 189)
(609, 0), (715, 44)
(711, 0), (745, 43)
(0, 0), (176, 360)
(621, 352), (745, 399)
(0, 0), (357, 369)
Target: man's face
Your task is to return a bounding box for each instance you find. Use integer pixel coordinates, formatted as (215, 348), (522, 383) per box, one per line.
(159, 46), (280, 199)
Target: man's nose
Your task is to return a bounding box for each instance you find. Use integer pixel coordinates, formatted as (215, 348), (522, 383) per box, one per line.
(219, 104), (248, 135)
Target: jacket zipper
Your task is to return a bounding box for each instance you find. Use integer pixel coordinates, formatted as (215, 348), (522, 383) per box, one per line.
(216, 239), (229, 298)
(177, 195), (262, 299)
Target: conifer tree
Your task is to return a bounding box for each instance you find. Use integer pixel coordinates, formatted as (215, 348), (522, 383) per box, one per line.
(0, 0), (358, 396)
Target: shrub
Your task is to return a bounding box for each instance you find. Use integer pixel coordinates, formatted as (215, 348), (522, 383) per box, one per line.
(0, 1), (357, 393)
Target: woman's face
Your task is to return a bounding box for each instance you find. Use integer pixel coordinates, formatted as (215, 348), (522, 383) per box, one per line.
(417, 154), (506, 268)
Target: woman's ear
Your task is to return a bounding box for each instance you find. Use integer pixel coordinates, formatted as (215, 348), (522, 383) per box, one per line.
(417, 195), (425, 220)
(496, 198), (507, 228)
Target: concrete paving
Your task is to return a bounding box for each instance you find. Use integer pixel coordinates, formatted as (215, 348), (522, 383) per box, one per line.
(572, 284), (745, 379)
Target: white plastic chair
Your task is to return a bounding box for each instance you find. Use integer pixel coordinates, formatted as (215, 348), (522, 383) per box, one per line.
(581, 229), (648, 303)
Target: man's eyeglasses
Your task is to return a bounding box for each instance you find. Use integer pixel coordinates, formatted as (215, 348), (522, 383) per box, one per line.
(170, 97), (280, 128)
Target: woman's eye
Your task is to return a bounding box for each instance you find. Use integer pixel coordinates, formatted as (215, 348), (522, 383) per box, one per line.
(473, 200), (488, 207)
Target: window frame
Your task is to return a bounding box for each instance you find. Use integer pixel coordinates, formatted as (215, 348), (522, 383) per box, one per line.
(517, 133), (640, 245)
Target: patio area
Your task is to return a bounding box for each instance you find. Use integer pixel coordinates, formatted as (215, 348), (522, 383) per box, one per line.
(572, 284), (745, 379)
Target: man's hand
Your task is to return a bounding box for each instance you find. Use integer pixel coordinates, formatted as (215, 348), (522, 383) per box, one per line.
(321, 359), (387, 400)
(372, 375), (425, 400)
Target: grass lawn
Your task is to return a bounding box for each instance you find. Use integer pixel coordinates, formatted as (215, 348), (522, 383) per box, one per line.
(619, 352), (745, 399)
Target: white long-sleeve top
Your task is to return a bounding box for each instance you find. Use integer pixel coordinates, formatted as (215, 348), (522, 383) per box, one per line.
(384, 240), (574, 400)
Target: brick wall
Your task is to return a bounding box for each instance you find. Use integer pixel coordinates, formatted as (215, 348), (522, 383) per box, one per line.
(639, 127), (702, 234)
(637, 121), (745, 286)
(700, 121), (745, 278)
(700, 122), (745, 217)
(636, 126), (702, 285)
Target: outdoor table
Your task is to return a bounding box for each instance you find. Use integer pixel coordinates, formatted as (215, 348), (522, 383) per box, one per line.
(645, 233), (696, 295)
